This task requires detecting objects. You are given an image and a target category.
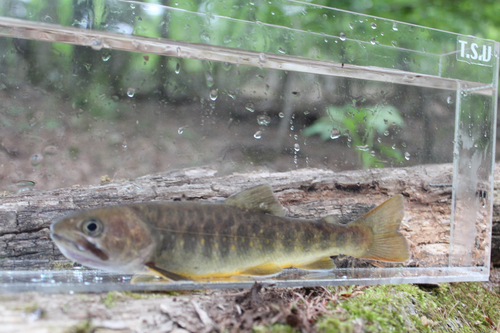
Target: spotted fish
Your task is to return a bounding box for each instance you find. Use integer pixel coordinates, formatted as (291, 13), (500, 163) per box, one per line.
(50, 185), (410, 281)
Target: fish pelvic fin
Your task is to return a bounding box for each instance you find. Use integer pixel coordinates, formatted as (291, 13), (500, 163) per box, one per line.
(295, 256), (336, 270)
(351, 195), (410, 262)
(224, 184), (285, 216)
(145, 262), (191, 281)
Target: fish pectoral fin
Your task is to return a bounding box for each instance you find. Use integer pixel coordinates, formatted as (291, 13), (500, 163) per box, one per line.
(131, 273), (167, 284)
(224, 184), (285, 216)
(145, 262), (190, 281)
(295, 257), (336, 270)
(242, 262), (283, 276)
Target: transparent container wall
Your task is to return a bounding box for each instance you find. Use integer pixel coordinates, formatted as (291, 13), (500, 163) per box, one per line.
(0, 0), (497, 291)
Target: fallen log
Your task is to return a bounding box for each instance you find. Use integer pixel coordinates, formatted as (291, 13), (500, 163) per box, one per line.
(0, 163), (498, 270)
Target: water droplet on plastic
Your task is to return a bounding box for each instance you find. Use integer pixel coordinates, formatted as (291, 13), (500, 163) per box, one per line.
(330, 129), (341, 139)
(447, 96), (453, 104)
(355, 145), (370, 151)
(401, 142), (407, 148)
(122, 140), (128, 149)
(254, 131), (262, 139)
(199, 31), (210, 43)
(227, 90), (236, 99)
(205, 72), (214, 87)
(178, 126), (188, 134)
(392, 22), (398, 31)
(102, 54), (111, 61)
(278, 47), (286, 54)
(383, 130), (390, 136)
(222, 62), (232, 71)
(245, 102), (255, 112)
(278, 112), (285, 118)
(371, 22), (377, 29)
(339, 32), (346, 41)
(349, 23), (354, 29)
(294, 143), (300, 151)
(370, 37), (377, 45)
(259, 53), (268, 64)
(209, 89), (218, 101)
(43, 145), (59, 156)
(257, 115), (271, 126)
(91, 39), (103, 50)
(293, 134), (298, 140)
(392, 143), (396, 149)
(127, 87), (136, 97)
(391, 40), (397, 47)
(223, 35), (232, 44)
(370, 150), (376, 156)
(404, 152), (410, 160)
(175, 62), (180, 74)
(176, 47), (181, 57)
(30, 154), (42, 167)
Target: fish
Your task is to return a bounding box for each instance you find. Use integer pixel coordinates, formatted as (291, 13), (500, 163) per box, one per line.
(50, 184), (410, 281)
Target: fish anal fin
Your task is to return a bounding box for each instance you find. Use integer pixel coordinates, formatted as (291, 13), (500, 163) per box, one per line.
(145, 262), (190, 281)
(224, 184), (285, 216)
(296, 257), (336, 270)
(242, 262), (283, 276)
(320, 215), (340, 224)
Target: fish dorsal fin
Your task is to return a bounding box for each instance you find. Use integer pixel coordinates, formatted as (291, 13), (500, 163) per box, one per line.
(320, 215), (340, 224)
(224, 184), (285, 216)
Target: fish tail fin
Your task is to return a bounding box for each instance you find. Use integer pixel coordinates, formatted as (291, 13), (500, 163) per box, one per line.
(350, 195), (410, 262)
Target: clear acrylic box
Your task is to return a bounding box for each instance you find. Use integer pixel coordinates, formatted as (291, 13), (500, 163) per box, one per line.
(0, 0), (497, 292)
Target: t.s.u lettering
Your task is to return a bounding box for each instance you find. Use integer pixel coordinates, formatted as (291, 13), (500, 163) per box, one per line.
(457, 38), (495, 66)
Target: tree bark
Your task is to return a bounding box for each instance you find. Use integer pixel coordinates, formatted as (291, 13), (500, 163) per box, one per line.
(1, 163), (498, 269)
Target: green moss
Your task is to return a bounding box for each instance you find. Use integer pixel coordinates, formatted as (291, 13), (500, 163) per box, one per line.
(51, 261), (75, 270)
(253, 324), (299, 333)
(64, 319), (94, 333)
(315, 283), (500, 333)
(13, 301), (39, 313)
(100, 290), (184, 308)
(430, 282), (500, 332)
(101, 291), (121, 308)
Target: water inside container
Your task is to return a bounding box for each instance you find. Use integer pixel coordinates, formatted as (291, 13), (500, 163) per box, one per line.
(0, 1), (497, 292)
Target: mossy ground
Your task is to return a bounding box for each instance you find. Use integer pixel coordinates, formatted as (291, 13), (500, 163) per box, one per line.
(255, 282), (500, 333)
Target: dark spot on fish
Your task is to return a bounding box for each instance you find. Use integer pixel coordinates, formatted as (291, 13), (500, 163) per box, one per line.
(318, 224), (331, 249)
(282, 227), (295, 252)
(334, 231), (347, 248)
(301, 228), (315, 247)
(219, 212), (235, 235)
(183, 234), (197, 254)
(203, 218), (215, 236)
(250, 221), (262, 236)
(159, 233), (176, 253)
(219, 234), (231, 259)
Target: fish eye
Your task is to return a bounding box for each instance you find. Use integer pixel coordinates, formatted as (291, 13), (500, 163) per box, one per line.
(81, 218), (103, 237)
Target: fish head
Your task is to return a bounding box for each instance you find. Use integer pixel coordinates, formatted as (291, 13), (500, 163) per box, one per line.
(50, 206), (156, 273)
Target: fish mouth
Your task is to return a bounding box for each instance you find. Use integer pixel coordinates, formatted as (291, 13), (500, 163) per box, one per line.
(51, 232), (109, 262)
